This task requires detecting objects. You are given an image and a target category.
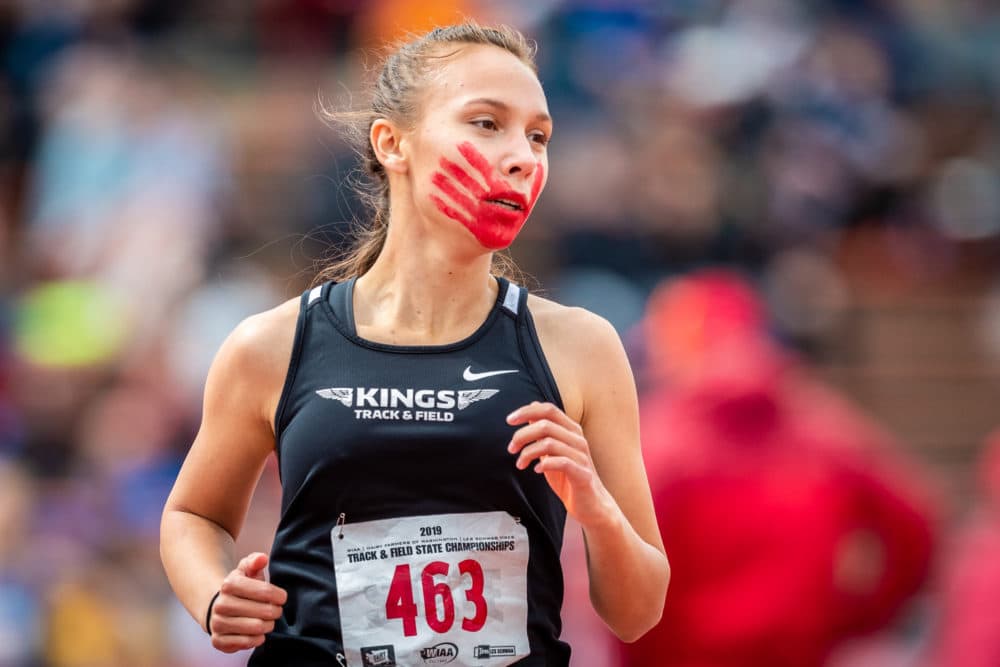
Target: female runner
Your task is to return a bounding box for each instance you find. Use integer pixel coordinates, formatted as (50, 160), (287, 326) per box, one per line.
(160, 22), (669, 666)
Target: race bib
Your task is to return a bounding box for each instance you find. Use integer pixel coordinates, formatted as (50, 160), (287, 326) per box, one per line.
(332, 512), (530, 667)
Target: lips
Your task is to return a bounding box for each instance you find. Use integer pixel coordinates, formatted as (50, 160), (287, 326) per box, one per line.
(484, 189), (528, 213)
(488, 199), (522, 211)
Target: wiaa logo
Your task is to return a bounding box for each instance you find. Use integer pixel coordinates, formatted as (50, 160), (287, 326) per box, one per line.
(419, 642), (458, 664)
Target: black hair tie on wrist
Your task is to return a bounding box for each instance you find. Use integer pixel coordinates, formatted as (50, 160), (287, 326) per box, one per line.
(205, 590), (222, 635)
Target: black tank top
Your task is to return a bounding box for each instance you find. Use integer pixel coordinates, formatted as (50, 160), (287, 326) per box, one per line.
(249, 277), (571, 667)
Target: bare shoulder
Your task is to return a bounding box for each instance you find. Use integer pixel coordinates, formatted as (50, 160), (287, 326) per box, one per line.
(230, 295), (300, 358)
(526, 293), (628, 421)
(526, 293), (621, 352)
(221, 296), (300, 373)
(207, 295), (302, 428)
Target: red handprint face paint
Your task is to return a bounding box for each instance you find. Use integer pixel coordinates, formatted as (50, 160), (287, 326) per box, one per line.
(430, 141), (545, 250)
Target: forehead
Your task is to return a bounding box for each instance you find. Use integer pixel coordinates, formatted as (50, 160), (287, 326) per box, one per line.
(421, 43), (548, 116)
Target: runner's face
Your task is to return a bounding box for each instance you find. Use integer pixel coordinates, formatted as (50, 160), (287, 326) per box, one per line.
(406, 44), (551, 250)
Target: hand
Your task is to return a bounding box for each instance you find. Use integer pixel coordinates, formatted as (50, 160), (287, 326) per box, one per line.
(429, 141), (543, 250)
(507, 401), (616, 527)
(208, 552), (287, 653)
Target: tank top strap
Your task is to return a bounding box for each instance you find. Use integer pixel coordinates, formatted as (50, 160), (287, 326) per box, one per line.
(274, 281), (334, 438)
(496, 275), (521, 318)
(324, 278), (355, 334)
(498, 278), (564, 409)
(306, 283), (325, 308)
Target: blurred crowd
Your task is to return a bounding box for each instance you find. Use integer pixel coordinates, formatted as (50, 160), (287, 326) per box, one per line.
(1, 1), (999, 666)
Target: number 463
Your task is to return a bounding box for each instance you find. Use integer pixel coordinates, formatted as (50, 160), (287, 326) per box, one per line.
(385, 559), (487, 637)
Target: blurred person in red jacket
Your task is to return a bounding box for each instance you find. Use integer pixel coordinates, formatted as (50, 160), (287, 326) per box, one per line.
(923, 429), (1000, 667)
(621, 269), (937, 667)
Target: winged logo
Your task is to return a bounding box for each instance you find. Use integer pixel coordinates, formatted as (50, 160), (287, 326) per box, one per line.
(457, 389), (500, 410)
(315, 388), (353, 407)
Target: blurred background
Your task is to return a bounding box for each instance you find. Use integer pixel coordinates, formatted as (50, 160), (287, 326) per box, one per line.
(1, 1), (999, 666)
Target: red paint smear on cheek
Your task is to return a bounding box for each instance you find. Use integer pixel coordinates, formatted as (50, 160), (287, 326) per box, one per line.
(430, 142), (545, 250)
(457, 142), (495, 184)
(528, 164), (545, 212)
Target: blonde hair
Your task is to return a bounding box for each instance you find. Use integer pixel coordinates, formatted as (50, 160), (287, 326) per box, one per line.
(315, 22), (537, 285)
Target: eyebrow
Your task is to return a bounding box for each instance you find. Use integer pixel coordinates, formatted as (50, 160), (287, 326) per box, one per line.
(462, 97), (552, 124)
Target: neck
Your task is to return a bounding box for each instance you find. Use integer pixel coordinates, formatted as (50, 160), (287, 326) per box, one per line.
(354, 209), (498, 345)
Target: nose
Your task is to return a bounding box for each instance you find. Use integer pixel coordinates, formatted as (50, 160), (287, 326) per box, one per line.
(499, 135), (538, 180)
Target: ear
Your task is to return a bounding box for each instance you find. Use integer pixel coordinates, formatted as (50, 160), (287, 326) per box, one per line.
(371, 118), (408, 174)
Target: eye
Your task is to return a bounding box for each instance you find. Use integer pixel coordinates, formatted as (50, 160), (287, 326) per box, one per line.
(529, 130), (550, 147)
(472, 118), (498, 131)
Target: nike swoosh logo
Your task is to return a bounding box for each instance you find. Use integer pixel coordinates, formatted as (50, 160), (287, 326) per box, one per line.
(463, 366), (519, 382)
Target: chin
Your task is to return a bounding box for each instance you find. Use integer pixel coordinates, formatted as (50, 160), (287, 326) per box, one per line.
(465, 215), (527, 251)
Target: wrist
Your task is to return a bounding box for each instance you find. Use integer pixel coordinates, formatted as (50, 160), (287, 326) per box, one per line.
(580, 495), (627, 537)
(204, 590), (222, 635)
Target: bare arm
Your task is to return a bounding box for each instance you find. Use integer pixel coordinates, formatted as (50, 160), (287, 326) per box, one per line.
(510, 302), (669, 642)
(573, 314), (669, 640)
(160, 299), (297, 651)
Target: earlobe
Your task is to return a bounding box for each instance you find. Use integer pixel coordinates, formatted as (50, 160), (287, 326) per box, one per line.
(371, 118), (408, 174)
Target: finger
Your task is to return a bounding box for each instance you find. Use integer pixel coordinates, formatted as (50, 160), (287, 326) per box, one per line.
(507, 419), (587, 455)
(221, 573), (288, 606)
(432, 171), (478, 213)
(457, 143), (499, 187)
(507, 402), (583, 435)
(441, 156), (487, 196)
(237, 552), (269, 580)
(212, 614), (276, 637)
(213, 596), (284, 622)
(529, 166), (544, 206)
(515, 437), (589, 470)
(211, 633), (266, 653)
(534, 455), (594, 484)
(430, 194), (474, 226)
